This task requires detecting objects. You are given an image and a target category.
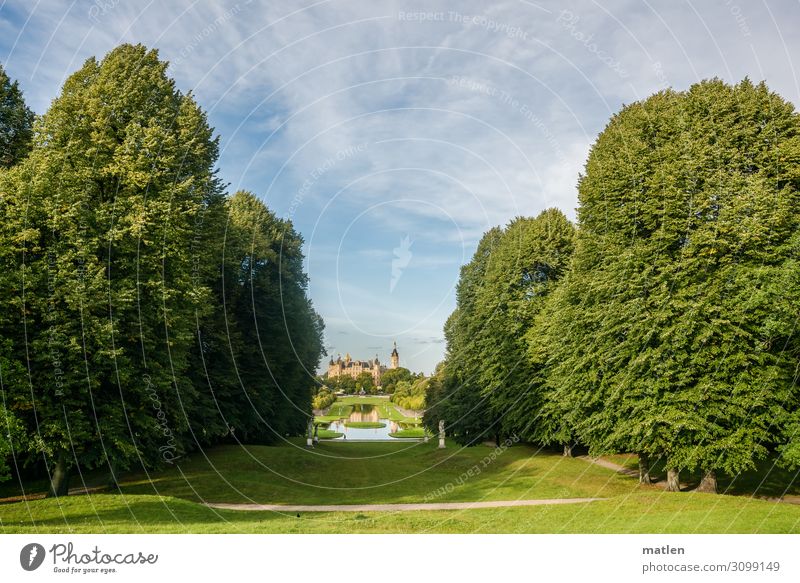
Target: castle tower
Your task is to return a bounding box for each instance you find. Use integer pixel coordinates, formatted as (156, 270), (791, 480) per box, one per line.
(390, 341), (399, 369)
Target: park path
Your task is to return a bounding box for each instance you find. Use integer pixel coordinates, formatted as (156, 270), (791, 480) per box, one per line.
(578, 456), (639, 478)
(204, 498), (604, 512)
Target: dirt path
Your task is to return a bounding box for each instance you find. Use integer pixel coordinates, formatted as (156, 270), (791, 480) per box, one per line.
(204, 498), (605, 512)
(578, 456), (640, 478)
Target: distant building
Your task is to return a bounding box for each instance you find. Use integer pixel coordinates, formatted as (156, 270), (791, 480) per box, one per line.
(327, 342), (400, 385)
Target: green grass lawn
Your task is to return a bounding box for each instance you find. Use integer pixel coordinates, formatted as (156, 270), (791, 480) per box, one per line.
(314, 401), (354, 423)
(390, 427), (428, 439)
(344, 421), (385, 428)
(315, 429), (343, 439)
(1, 441), (798, 533)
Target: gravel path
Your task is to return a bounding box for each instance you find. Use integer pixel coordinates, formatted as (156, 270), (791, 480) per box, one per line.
(204, 498), (605, 512)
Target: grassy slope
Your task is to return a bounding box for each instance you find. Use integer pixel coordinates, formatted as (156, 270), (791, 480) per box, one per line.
(1, 441), (798, 533)
(114, 440), (637, 505)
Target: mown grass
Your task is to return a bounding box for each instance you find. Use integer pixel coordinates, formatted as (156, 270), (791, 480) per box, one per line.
(2, 491), (799, 534)
(1, 441), (798, 533)
(390, 427), (428, 439)
(315, 429), (343, 439)
(314, 401), (354, 423)
(344, 421), (385, 428)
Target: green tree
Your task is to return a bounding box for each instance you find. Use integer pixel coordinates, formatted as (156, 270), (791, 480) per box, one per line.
(0, 63), (34, 168)
(476, 209), (575, 449)
(0, 44), (223, 495)
(355, 371), (375, 394)
(391, 376), (428, 411)
(424, 228), (504, 445)
(548, 79), (800, 491)
(328, 374), (356, 394)
(205, 190), (324, 442)
(380, 366), (412, 393)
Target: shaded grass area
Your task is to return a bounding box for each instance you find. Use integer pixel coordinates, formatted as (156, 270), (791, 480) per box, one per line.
(1, 441), (634, 507)
(602, 454), (800, 498)
(1, 491), (799, 534)
(110, 441), (639, 505)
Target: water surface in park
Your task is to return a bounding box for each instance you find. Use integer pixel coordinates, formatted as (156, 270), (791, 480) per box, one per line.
(326, 403), (413, 441)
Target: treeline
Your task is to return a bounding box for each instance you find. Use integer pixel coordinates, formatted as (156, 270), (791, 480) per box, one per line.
(425, 79), (800, 493)
(0, 45), (323, 496)
(391, 377), (429, 411)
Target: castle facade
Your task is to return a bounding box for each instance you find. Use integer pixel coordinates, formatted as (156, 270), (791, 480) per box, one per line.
(327, 343), (400, 386)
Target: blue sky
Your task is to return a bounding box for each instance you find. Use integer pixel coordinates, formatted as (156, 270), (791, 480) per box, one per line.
(1, 0), (798, 374)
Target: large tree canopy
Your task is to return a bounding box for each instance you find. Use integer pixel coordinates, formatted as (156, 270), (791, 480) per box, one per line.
(426, 210), (575, 445)
(0, 45), (324, 496)
(424, 228), (504, 445)
(546, 79), (800, 489)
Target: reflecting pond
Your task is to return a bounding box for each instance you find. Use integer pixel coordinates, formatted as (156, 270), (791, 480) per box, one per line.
(324, 404), (415, 441)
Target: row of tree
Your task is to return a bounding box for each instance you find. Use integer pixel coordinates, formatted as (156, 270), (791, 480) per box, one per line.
(0, 44), (324, 496)
(425, 79), (800, 492)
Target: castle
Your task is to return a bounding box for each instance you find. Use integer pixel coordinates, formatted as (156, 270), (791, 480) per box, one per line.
(327, 342), (400, 386)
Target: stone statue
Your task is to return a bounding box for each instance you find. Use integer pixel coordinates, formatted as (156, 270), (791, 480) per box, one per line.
(438, 420), (446, 449)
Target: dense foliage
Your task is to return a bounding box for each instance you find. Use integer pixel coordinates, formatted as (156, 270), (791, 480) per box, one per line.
(312, 387), (337, 411)
(379, 366), (414, 393)
(391, 377), (429, 411)
(0, 63), (34, 168)
(433, 79), (800, 492)
(0, 45), (323, 494)
(424, 210), (575, 445)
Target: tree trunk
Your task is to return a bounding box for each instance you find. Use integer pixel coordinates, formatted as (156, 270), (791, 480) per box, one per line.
(638, 454), (652, 484)
(563, 443), (573, 457)
(47, 451), (71, 498)
(495, 433), (501, 447)
(695, 469), (717, 494)
(665, 467), (680, 492)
